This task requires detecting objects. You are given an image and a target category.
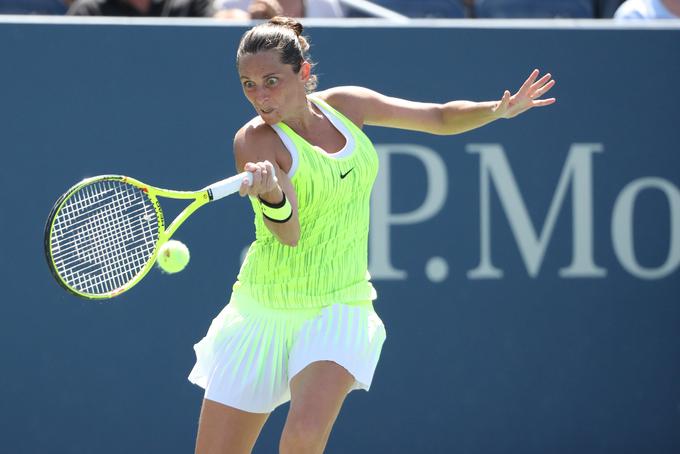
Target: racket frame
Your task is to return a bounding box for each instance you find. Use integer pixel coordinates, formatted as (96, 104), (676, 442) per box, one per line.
(44, 173), (249, 300)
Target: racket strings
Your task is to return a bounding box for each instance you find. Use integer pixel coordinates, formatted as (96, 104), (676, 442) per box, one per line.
(50, 180), (159, 295)
(55, 184), (157, 293)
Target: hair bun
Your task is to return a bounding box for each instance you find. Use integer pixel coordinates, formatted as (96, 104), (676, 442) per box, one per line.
(268, 16), (303, 37)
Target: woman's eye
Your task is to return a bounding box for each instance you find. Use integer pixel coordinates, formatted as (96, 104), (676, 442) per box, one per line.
(266, 77), (278, 87)
(243, 81), (255, 89)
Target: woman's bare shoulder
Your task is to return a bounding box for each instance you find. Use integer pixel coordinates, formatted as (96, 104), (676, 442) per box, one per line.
(314, 86), (373, 128)
(233, 116), (292, 173)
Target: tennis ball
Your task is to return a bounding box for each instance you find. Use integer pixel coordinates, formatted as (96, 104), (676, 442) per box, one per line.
(156, 240), (190, 274)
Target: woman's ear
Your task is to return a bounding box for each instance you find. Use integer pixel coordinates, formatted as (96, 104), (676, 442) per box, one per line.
(300, 61), (311, 81)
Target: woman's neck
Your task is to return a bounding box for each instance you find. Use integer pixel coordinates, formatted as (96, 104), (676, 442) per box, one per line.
(282, 98), (324, 135)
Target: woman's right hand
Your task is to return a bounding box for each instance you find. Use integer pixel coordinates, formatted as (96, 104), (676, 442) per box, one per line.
(239, 160), (282, 203)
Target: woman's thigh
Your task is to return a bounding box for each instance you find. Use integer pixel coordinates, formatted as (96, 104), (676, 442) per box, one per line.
(195, 398), (270, 454)
(280, 360), (355, 453)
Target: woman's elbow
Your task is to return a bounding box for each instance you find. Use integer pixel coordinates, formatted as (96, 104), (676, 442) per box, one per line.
(276, 227), (300, 247)
(279, 235), (299, 247)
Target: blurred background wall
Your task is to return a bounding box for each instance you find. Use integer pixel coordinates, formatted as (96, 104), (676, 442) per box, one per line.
(0, 19), (678, 454)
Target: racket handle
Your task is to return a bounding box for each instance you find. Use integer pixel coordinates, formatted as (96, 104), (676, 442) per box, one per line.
(207, 165), (278, 201)
(206, 171), (253, 201)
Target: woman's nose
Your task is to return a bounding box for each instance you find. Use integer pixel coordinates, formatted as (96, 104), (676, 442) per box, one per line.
(254, 86), (269, 102)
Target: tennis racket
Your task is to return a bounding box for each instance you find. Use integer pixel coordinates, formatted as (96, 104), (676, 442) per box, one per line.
(44, 172), (255, 300)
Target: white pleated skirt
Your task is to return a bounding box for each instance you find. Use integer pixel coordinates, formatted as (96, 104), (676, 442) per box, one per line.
(188, 291), (387, 414)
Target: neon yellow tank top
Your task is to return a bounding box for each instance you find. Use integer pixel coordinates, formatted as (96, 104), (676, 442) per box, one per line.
(233, 96), (379, 309)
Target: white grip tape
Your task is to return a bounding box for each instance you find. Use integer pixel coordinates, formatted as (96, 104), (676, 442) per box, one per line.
(206, 171), (253, 201)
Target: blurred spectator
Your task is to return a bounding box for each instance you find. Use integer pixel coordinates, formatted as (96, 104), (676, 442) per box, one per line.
(360, 0), (464, 17)
(593, 0), (626, 17)
(362, 0), (626, 19)
(67, 0), (215, 16)
(472, 0), (594, 18)
(614, 0), (680, 18)
(0, 0), (67, 14)
(213, 0), (344, 18)
(360, 0), (605, 18)
(214, 0), (280, 18)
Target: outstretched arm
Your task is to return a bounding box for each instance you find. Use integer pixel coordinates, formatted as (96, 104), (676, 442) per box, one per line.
(323, 69), (555, 135)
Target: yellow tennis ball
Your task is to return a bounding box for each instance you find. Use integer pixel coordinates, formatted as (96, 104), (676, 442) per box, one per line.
(156, 240), (190, 274)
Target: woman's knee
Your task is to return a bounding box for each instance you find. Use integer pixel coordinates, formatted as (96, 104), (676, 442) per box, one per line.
(279, 413), (330, 453)
(195, 399), (269, 454)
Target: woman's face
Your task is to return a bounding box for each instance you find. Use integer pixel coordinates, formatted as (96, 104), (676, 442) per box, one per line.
(238, 49), (308, 125)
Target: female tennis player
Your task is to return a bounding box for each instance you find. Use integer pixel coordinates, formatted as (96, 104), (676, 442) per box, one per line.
(189, 17), (555, 454)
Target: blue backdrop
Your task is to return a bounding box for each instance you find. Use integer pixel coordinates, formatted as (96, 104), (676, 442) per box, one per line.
(1, 19), (679, 454)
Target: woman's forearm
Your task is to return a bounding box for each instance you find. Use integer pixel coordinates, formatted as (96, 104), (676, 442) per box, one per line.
(436, 100), (501, 135)
(260, 185), (300, 247)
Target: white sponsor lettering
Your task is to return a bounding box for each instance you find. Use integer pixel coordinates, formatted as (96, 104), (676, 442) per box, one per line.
(369, 144), (448, 279)
(612, 177), (680, 279)
(466, 143), (606, 279)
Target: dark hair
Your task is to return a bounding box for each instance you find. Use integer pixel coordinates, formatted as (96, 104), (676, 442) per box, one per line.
(236, 17), (318, 93)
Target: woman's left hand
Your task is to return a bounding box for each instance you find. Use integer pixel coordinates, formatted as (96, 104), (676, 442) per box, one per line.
(493, 69), (556, 119)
